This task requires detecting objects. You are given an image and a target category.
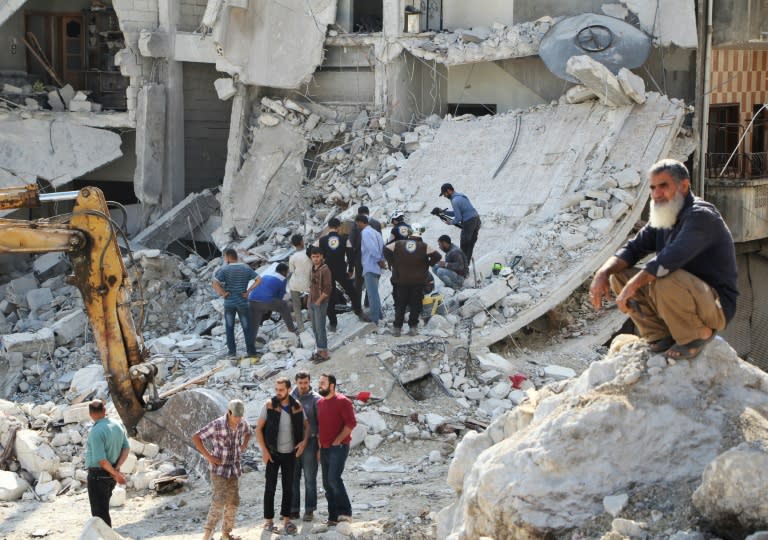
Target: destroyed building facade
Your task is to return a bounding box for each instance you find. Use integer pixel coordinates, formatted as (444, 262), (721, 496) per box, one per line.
(1, 0), (767, 362)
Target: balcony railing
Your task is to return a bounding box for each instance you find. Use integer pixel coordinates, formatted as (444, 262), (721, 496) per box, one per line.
(705, 151), (768, 180)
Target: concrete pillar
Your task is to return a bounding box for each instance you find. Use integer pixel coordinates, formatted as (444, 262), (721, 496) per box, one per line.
(383, 0), (402, 37)
(159, 0), (185, 209)
(134, 84), (167, 205)
(337, 0), (353, 33)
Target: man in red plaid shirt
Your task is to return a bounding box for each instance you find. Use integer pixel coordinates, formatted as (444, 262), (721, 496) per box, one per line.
(192, 399), (251, 540)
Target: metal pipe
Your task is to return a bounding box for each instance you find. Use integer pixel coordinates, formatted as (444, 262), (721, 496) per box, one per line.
(38, 191), (80, 203)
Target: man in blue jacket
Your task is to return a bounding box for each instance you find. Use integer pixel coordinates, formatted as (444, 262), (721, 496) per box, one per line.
(589, 159), (738, 360)
(439, 183), (481, 262)
(248, 263), (299, 345)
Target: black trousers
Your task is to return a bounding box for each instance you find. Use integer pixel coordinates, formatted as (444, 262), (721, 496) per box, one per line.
(264, 451), (296, 520)
(353, 261), (368, 308)
(460, 216), (481, 262)
(327, 273), (360, 326)
(88, 470), (117, 527)
(394, 284), (424, 329)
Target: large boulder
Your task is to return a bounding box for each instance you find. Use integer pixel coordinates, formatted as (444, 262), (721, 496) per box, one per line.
(14, 429), (60, 476)
(438, 337), (768, 540)
(692, 441), (768, 538)
(0, 470), (29, 501)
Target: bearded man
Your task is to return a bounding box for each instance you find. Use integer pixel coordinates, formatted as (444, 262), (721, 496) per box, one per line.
(589, 159), (738, 360)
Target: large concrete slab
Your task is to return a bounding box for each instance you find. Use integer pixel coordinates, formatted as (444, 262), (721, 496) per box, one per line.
(131, 189), (219, 249)
(0, 116), (122, 185)
(391, 92), (686, 348)
(212, 0), (337, 87)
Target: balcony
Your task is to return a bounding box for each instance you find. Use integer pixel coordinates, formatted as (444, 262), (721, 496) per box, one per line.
(705, 151), (768, 243)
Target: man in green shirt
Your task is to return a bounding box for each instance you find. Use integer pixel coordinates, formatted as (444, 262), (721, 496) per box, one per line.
(84, 399), (129, 527)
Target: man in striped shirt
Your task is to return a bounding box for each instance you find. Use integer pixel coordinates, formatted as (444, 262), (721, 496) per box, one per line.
(213, 248), (259, 358)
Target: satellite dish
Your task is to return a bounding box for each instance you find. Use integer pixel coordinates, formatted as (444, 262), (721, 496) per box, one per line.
(539, 13), (652, 83)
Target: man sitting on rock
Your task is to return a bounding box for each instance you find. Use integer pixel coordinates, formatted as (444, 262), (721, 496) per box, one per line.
(589, 159), (738, 360)
(433, 234), (467, 290)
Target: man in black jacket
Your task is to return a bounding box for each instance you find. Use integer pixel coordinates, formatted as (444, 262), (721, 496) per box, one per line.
(255, 377), (310, 535)
(348, 206), (382, 311)
(433, 234), (467, 289)
(589, 159), (738, 360)
(384, 229), (441, 336)
(318, 218), (361, 330)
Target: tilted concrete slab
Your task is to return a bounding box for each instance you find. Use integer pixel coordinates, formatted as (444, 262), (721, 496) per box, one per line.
(131, 189), (219, 250)
(211, 0), (337, 87)
(391, 92), (685, 348)
(0, 115), (122, 186)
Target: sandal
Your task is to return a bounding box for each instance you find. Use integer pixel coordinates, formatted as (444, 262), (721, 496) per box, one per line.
(665, 332), (716, 360)
(284, 521), (298, 535)
(222, 534), (243, 540)
(648, 336), (675, 353)
(262, 521), (279, 533)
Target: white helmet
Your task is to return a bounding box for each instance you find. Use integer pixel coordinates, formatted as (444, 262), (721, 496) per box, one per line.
(390, 209), (406, 223)
(411, 222), (426, 236)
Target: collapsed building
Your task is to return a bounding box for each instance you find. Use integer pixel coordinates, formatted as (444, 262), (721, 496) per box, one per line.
(1, 0), (768, 539)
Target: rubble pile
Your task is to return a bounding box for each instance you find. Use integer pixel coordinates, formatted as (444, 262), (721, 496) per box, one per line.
(438, 337), (768, 540)
(0, 398), (177, 504)
(1, 83), (102, 113)
(405, 17), (559, 65)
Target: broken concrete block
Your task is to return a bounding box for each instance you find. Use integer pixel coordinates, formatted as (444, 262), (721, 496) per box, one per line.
(614, 169), (641, 188)
(350, 424), (367, 448)
(0, 471), (29, 501)
(476, 352), (514, 373)
(1, 328), (54, 354)
(604, 493), (629, 517)
(566, 55), (632, 107)
(611, 202), (629, 219)
(357, 411), (387, 434)
(33, 253), (71, 283)
(618, 68), (646, 104)
(303, 113), (320, 131)
(403, 131), (420, 152)
(132, 190), (219, 250)
(214, 77), (237, 101)
(69, 99), (92, 113)
(70, 364), (106, 396)
(129, 438), (145, 456)
(425, 413), (446, 432)
(585, 189), (611, 201)
(560, 231), (588, 250)
(543, 365), (577, 380)
(7, 274), (39, 304)
(62, 403), (91, 424)
(79, 517), (130, 540)
(258, 113), (280, 127)
(588, 206), (604, 220)
(565, 84), (597, 104)
(35, 479), (61, 499)
(47, 90), (65, 111)
(399, 360), (431, 384)
(589, 218), (615, 235)
(26, 288), (54, 312)
(261, 97), (288, 117)
(364, 434), (384, 451)
(460, 278), (517, 318)
(2, 83), (22, 94)
(52, 309), (88, 345)
(24, 97), (40, 111)
(14, 429), (59, 475)
(403, 424), (420, 439)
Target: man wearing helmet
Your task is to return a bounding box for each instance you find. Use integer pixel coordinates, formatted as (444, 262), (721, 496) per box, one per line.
(388, 210), (412, 243)
(384, 225), (441, 337)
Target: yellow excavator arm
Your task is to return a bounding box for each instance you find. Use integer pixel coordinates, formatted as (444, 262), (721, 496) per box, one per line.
(0, 184), (159, 433)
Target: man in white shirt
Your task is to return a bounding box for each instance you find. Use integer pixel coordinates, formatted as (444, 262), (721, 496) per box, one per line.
(288, 234), (312, 332)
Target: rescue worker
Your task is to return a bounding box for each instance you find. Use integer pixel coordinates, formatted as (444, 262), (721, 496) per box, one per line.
(388, 209), (412, 243)
(318, 218), (361, 331)
(384, 224), (441, 336)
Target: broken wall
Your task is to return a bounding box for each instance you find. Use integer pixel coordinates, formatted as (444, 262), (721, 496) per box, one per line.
(714, 0), (768, 46)
(385, 53), (447, 129)
(182, 63), (232, 194)
(214, 0), (337, 88)
(443, 0), (516, 29)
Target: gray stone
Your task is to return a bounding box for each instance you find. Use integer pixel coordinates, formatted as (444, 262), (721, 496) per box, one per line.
(7, 274), (38, 305)
(33, 253), (71, 283)
(1, 328), (54, 354)
(611, 518), (647, 538)
(603, 493), (629, 517)
(618, 68), (646, 104)
(399, 360), (431, 384)
(26, 288), (53, 312)
(0, 470), (29, 501)
(566, 55), (632, 107)
(460, 278), (516, 318)
(543, 365), (576, 380)
(52, 309), (88, 345)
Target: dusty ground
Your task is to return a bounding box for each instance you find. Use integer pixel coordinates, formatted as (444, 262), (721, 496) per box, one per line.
(0, 334), (466, 540)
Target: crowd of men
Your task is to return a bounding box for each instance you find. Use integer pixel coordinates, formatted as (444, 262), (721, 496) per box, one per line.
(212, 187), (481, 362)
(194, 372), (355, 539)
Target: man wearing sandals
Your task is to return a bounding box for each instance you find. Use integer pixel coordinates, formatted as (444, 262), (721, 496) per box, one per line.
(255, 377), (309, 535)
(192, 399), (251, 540)
(590, 159), (738, 360)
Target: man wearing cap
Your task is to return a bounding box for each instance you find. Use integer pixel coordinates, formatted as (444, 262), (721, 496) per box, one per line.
(84, 399), (129, 527)
(192, 399), (252, 540)
(384, 228), (441, 336)
(433, 234), (467, 290)
(439, 183), (481, 263)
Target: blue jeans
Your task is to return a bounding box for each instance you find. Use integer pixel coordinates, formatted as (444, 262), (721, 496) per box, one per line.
(224, 304), (256, 356)
(433, 266), (464, 289)
(363, 272), (382, 322)
(320, 445), (351, 521)
(309, 302), (328, 351)
(291, 436), (318, 513)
